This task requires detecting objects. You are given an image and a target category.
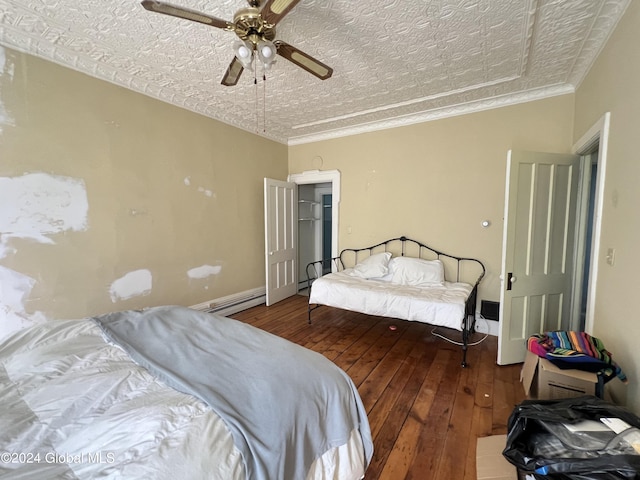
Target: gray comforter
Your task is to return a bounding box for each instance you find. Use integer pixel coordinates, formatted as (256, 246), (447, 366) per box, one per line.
(93, 306), (373, 480)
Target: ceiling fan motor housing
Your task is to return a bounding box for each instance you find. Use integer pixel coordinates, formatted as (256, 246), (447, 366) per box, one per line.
(233, 7), (276, 44)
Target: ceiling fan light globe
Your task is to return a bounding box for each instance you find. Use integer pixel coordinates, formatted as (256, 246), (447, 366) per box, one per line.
(257, 39), (277, 66)
(233, 39), (255, 68)
(238, 45), (251, 59)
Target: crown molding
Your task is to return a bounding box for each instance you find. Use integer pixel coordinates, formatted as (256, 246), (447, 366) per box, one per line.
(288, 84), (575, 146)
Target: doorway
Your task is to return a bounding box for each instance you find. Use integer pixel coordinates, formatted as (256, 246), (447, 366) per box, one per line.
(322, 193), (332, 274)
(576, 151), (598, 331)
(570, 112), (610, 334)
(288, 169), (341, 292)
(497, 113), (610, 364)
(297, 182), (332, 290)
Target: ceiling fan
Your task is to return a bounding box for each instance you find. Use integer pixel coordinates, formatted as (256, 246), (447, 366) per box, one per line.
(141, 0), (333, 86)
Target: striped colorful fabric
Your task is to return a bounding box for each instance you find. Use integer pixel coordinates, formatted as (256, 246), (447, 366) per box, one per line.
(527, 331), (627, 383)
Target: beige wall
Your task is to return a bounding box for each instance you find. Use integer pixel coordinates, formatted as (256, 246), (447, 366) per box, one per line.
(573, 2), (640, 410)
(289, 95), (575, 303)
(0, 47), (287, 336)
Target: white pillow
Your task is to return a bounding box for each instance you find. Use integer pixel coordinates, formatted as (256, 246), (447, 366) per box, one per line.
(389, 257), (445, 285)
(350, 252), (392, 279)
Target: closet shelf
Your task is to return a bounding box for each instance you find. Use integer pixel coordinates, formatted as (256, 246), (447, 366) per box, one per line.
(298, 199), (320, 222)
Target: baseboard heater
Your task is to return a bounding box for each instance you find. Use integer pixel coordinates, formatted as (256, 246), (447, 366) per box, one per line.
(190, 287), (266, 317)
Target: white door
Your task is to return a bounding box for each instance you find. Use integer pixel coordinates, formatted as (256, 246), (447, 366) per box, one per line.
(498, 150), (580, 365)
(264, 178), (298, 306)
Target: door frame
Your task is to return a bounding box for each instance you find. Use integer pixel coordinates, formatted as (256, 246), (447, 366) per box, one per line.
(288, 170), (341, 262)
(570, 112), (611, 334)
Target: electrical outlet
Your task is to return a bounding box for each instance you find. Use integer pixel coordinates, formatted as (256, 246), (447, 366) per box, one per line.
(606, 248), (616, 266)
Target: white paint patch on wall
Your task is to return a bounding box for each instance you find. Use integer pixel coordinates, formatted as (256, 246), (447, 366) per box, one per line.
(187, 264), (222, 279)
(0, 172), (88, 337)
(183, 176), (215, 198)
(0, 47), (13, 78)
(0, 173), (89, 252)
(0, 237), (16, 260)
(197, 187), (214, 197)
(109, 269), (153, 302)
(0, 46), (15, 134)
(0, 266), (46, 341)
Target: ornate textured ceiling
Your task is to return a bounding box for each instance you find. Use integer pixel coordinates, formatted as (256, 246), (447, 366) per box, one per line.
(0, 0), (631, 144)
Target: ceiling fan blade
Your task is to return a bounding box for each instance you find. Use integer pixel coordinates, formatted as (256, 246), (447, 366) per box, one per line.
(275, 41), (333, 80)
(141, 1), (234, 30)
(221, 57), (245, 86)
(260, 0), (301, 26)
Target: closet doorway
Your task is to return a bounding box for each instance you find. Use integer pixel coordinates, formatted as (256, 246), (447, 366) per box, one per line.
(289, 170), (341, 293)
(298, 184), (331, 289)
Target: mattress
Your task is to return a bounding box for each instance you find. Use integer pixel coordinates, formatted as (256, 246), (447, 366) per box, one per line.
(0, 314), (370, 480)
(309, 271), (473, 331)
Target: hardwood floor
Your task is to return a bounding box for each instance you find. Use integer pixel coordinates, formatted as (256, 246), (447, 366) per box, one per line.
(230, 294), (526, 480)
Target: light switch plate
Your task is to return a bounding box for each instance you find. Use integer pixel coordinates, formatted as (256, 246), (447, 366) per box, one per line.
(606, 248), (616, 266)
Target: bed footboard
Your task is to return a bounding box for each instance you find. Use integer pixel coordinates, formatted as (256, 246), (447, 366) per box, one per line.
(306, 257), (343, 324)
(460, 282), (480, 367)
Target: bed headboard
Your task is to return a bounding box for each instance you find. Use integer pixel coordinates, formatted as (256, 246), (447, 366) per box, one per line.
(337, 236), (485, 287)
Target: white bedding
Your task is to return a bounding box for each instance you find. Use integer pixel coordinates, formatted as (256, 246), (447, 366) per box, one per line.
(309, 270), (473, 331)
(0, 319), (367, 480)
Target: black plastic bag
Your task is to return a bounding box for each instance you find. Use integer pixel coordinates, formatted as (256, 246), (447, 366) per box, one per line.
(503, 396), (640, 479)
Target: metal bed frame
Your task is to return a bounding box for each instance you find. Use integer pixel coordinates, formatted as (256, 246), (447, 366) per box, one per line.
(305, 236), (486, 367)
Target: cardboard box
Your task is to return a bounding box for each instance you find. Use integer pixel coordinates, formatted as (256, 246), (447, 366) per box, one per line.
(521, 350), (598, 399)
(476, 435), (516, 480)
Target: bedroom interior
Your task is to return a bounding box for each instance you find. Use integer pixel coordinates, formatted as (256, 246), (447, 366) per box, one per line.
(1, 0), (640, 478)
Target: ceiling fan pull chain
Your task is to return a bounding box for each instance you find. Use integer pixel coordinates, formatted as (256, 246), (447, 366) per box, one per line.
(263, 72), (267, 133)
(254, 62), (259, 133)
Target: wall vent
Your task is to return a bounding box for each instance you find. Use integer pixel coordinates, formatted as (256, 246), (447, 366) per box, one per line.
(480, 300), (500, 321)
